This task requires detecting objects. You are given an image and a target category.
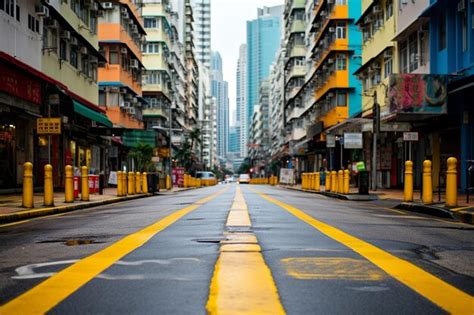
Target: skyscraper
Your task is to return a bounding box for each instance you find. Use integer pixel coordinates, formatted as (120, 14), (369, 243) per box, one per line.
(211, 51), (229, 158)
(191, 0), (211, 68)
(236, 44), (247, 157)
(246, 5), (283, 134)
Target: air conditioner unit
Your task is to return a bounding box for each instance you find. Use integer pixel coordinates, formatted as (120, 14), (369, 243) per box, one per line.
(44, 19), (58, 28)
(320, 10), (327, 16)
(123, 101), (131, 107)
(132, 97), (138, 103)
(328, 27), (335, 32)
(121, 7), (128, 15)
(127, 107), (136, 115)
(131, 25), (138, 33)
(79, 47), (88, 54)
(373, 5), (382, 13)
(120, 47), (128, 54)
(60, 30), (71, 40)
(130, 59), (139, 68)
(102, 2), (113, 9)
(327, 58), (334, 64)
(35, 5), (49, 16)
(70, 37), (78, 45)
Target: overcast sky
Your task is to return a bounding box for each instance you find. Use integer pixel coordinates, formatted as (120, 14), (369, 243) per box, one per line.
(211, 0), (284, 125)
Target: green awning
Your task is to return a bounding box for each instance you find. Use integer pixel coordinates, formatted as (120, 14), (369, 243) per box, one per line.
(73, 100), (113, 128)
(122, 130), (156, 148)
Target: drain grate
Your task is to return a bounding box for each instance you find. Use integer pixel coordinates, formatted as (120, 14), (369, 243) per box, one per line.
(193, 238), (226, 244)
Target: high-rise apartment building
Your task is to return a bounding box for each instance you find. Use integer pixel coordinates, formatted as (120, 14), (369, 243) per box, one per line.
(191, 0), (211, 68)
(246, 5), (283, 132)
(236, 44), (247, 157)
(211, 51), (229, 158)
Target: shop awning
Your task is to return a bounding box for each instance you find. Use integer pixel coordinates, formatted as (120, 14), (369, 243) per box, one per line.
(73, 100), (112, 128)
(122, 130), (156, 148)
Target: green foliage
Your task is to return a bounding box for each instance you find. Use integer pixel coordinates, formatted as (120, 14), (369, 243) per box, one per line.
(238, 158), (251, 174)
(128, 143), (154, 172)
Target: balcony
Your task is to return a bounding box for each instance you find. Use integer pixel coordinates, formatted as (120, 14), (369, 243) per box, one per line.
(285, 0), (305, 17)
(285, 126), (305, 143)
(98, 24), (142, 60)
(98, 64), (141, 95)
(287, 65), (305, 81)
(286, 106), (305, 122)
(290, 19), (305, 34)
(320, 106), (348, 129)
(288, 45), (306, 58)
(315, 70), (348, 102)
(105, 106), (143, 129)
(142, 106), (168, 120)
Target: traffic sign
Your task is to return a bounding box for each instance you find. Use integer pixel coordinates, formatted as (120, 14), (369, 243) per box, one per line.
(403, 132), (419, 141)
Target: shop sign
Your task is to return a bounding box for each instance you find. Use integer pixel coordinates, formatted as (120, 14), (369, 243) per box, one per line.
(279, 168), (294, 185)
(0, 62), (42, 105)
(403, 132), (419, 141)
(37, 118), (61, 134)
(389, 74), (448, 114)
(172, 167), (185, 186)
(326, 135), (336, 148)
(343, 133), (363, 149)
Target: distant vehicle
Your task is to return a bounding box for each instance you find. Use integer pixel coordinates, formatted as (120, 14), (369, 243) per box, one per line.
(195, 171), (218, 186)
(238, 174), (250, 184)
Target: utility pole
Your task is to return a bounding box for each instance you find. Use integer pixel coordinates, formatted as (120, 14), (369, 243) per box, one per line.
(372, 91), (380, 191)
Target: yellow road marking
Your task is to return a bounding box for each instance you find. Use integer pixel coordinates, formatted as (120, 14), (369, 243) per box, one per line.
(207, 186), (285, 315)
(254, 190), (474, 314)
(0, 188), (227, 314)
(281, 257), (386, 281)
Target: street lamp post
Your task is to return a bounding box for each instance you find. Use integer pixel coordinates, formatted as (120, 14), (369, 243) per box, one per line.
(169, 90), (173, 188)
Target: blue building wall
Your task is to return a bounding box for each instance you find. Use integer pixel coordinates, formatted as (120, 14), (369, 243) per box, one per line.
(347, 0), (362, 118)
(426, 0), (474, 191)
(246, 14), (282, 132)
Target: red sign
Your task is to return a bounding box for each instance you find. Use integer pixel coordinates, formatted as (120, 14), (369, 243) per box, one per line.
(0, 62), (42, 105)
(172, 167), (185, 187)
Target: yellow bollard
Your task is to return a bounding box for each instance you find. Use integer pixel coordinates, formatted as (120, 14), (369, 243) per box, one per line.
(337, 170), (344, 194)
(166, 175), (171, 190)
(128, 171), (135, 195)
(122, 171), (127, 196)
(116, 171), (123, 197)
(343, 169), (350, 194)
(142, 172), (148, 193)
(315, 172), (321, 192)
(184, 174), (188, 188)
(422, 160), (433, 205)
(331, 171), (337, 193)
(136, 172), (141, 194)
(65, 165), (74, 203)
(22, 162), (34, 208)
(43, 164), (54, 206)
(404, 161), (413, 202)
(446, 157), (457, 207)
(325, 171), (331, 192)
(81, 166), (89, 201)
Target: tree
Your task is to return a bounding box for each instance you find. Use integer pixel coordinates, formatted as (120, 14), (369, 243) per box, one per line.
(189, 128), (201, 152)
(128, 143), (154, 172)
(238, 158), (251, 174)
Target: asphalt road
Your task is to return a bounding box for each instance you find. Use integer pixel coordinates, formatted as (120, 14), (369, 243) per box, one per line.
(0, 184), (472, 314)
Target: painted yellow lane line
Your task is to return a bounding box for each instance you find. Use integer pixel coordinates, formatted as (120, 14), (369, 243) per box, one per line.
(0, 188), (228, 315)
(207, 186), (285, 315)
(253, 189), (474, 314)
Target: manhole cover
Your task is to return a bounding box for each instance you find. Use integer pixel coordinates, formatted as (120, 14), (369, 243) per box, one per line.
(193, 238), (226, 244)
(37, 236), (105, 246)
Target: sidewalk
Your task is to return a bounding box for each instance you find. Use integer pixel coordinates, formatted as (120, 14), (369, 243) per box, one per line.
(279, 185), (474, 224)
(0, 186), (196, 225)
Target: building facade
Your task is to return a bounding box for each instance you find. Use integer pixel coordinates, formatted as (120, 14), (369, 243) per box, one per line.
(191, 0), (211, 68)
(236, 43), (247, 157)
(211, 51), (229, 159)
(246, 5), (283, 133)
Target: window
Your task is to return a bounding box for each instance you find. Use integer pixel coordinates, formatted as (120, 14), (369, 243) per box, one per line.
(15, 4), (19, 21)
(336, 53), (346, 70)
(399, 41), (408, 73)
(384, 57), (392, 78)
(385, 0), (393, 20)
(99, 91), (106, 106)
(462, 12), (467, 52)
(336, 91), (347, 106)
(336, 0), (346, 4)
(438, 15), (446, 51)
(70, 48), (78, 68)
(408, 33), (418, 72)
(144, 17), (157, 28)
(109, 49), (119, 64)
(27, 14), (39, 32)
(81, 55), (89, 76)
(336, 22), (346, 39)
(59, 39), (67, 61)
(143, 42), (159, 53)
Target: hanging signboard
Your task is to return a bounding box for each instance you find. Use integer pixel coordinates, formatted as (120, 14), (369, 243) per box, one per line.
(343, 133), (363, 149)
(403, 132), (419, 141)
(37, 118), (61, 134)
(326, 135), (336, 148)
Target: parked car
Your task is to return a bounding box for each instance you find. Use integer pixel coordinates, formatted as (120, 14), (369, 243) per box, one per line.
(238, 174), (250, 184)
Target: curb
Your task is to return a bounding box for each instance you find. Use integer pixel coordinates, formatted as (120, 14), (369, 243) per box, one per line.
(394, 202), (456, 219)
(454, 210), (474, 224)
(0, 193), (154, 224)
(279, 185), (378, 201)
